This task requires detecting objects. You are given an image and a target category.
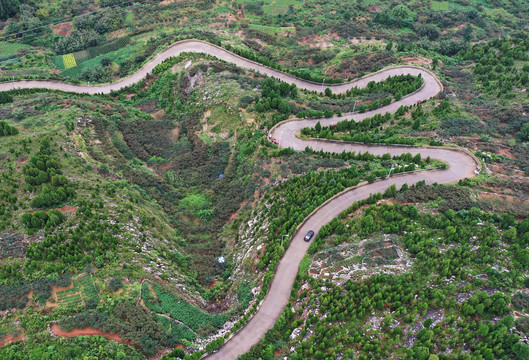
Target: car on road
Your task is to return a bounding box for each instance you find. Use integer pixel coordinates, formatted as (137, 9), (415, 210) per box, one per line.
(272, 138), (279, 145)
(304, 230), (315, 242)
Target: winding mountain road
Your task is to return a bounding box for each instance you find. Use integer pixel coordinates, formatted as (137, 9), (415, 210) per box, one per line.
(0, 39), (479, 359)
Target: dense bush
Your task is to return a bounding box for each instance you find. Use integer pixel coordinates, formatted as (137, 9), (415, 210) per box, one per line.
(512, 292), (529, 312)
(255, 78), (296, 115)
(21, 209), (65, 232)
(0, 121), (18, 136)
(108, 277), (123, 292)
(0, 92), (13, 105)
(23, 139), (76, 208)
(54, 30), (102, 55)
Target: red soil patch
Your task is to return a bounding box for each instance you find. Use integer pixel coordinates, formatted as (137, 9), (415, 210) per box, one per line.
(401, 56), (432, 66)
(497, 147), (516, 160)
(46, 282), (75, 308)
(0, 332), (25, 347)
(53, 23), (72, 36)
(208, 279), (219, 289)
(51, 324), (134, 346)
(30, 205), (77, 215)
(159, 163), (172, 171)
(56, 205), (78, 213)
(107, 29), (127, 39)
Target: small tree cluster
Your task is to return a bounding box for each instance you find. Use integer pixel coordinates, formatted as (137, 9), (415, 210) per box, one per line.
(0, 121), (18, 137)
(21, 209), (65, 232)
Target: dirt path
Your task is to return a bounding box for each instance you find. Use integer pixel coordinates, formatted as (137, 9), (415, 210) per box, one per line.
(51, 324), (134, 346)
(0, 332), (25, 347)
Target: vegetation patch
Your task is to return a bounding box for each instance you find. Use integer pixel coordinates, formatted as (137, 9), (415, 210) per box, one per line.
(62, 54), (77, 69)
(431, 1), (449, 11)
(0, 42), (29, 56)
(142, 282), (227, 335)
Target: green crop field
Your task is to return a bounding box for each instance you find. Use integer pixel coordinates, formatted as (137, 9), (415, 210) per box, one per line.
(431, 1), (449, 11)
(248, 24), (296, 35)
(78, 274), (99, 301)
(62, 54), (77, 69)
(57, 285), (83, 308)
(142, 282), (227, 334)
(124, 11), (135, 24)
(61, 44), (136, 78)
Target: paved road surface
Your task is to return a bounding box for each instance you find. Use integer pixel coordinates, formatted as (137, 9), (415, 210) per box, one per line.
(0, 39), (479, 359)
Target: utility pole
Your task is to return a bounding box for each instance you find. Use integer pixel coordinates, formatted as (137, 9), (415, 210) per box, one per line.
(281, 234), (290, 247)
(321, 78), (325, 93)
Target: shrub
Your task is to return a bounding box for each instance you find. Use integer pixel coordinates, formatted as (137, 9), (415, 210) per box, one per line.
(108, 277), (123, 292)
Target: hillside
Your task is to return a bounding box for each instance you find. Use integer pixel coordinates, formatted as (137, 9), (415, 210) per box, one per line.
(0, 1), (528, 360)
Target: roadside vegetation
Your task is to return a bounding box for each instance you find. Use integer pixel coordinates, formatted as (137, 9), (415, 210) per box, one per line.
(0, 0), (528, 358)
(240, 185), (529, 359)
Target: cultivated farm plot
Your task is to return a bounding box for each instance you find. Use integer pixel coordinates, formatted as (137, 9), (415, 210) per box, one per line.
(61, 44), (136, 78)
(62, 54), (77, 69)
(77, 274), (99, 301)
(142, 282), (227, 334)
(56, 286), (83, 308)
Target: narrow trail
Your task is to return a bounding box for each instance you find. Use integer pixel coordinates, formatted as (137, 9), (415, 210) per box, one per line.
(0, 39), (479, 359)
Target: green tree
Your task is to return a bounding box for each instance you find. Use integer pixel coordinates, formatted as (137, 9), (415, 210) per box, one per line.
(0, 0), (19, 20)
(519, 122), (529, 142)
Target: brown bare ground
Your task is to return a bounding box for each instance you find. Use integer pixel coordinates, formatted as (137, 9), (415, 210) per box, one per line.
(299, 32), (339, 48)
(400, 56), (432, 66)
(107, 29), (127, 39)
(168, 124), (180, 142)
(497, 147), (516, 160)
(51, 324), (134, 346)
(0, 332), (25, 347)
(46, 282), (74, 308)
(151, 109), (165, 120)
(53, 23), (72, 36)
(56, 205), (78, 213)
(113, 288), (124, 296)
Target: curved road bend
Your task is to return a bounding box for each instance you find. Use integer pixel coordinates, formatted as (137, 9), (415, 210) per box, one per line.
(0, 39), (478, 359)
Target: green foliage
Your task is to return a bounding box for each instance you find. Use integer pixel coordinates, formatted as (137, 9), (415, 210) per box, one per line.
(461, 291), (510, 317)
(302, 111), (424, 146)
(243, 202), (529, 359)
(0, 0), (19, 20)
(0, 121), (18, 137)
(225, 44), (343, 84)
(519, 122), (529, 142)
(255, 78), (296, 116)
(461, 38), (529, 97)
(0, 92), (14, 105)
(21, 209), (65, 232)
(108, 277), (123, 292)
(25, 200), (119, 268)
(237, 283), (253, 310)
(142, 282), (227, 334)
